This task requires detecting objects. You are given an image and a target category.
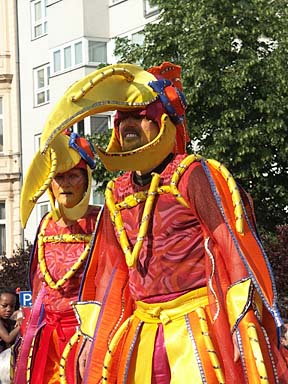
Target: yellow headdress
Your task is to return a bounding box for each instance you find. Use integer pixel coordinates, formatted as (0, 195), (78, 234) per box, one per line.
(39, 63), (187, 173)
(20, 133), (95, 228)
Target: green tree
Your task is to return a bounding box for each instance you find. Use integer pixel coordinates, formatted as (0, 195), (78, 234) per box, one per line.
(88, 130), (122, 193)
(262, 225), (288, 320)
(114, 0), (288, 233)
(0, 241), (32, 292)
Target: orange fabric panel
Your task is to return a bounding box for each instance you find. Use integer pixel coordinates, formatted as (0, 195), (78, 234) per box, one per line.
(208, 165), (274, 306)
(238, 309), (281, 383)
(116, 317), (142, 383)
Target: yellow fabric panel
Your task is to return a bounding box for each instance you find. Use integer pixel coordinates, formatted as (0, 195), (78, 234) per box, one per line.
(226, 278), (252, 331)
(127, 323), (158, 384)
(247, 323), (269, 383)
(164, 316), (204, 383)
(73, 302), (101, 339)
(134, 287), (208, 324)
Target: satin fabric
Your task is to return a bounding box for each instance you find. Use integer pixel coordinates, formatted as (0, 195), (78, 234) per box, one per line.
(14, 206), (100, 384)
(104, 288), (225, 383)
(80, 155), (288, 383)
(30, 309), (78, 384)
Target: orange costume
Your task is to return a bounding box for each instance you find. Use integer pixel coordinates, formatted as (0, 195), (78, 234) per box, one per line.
(36, 62), (288, 383)
(78, 154), (288, 383)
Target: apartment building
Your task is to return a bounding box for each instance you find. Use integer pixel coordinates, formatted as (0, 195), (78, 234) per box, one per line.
(0, 0), (22, 256)
(17, 0), (158, 242)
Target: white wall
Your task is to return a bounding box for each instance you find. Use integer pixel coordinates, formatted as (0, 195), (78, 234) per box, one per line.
(18, 0), (158, 242)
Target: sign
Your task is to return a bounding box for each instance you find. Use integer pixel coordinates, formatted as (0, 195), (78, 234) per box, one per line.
(19, 291), (32, 307)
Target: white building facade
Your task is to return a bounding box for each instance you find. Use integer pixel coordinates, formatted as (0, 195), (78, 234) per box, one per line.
(0, 0), (22, 257)
(17, 0), (158, 242)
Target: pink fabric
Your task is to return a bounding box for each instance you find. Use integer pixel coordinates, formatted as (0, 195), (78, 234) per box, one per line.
(114, 100), (165, 133)
(112, 156), (207, 301)
(14, 206), (100, 384)
(152, 325), (171, 384)
(34, 209), (98, 312)
(13, 286), (46, 384)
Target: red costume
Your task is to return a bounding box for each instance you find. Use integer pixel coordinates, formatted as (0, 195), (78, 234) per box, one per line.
(79, 154), (288, 383)
(14, 133), (101, 384)
(13, 207), (101, 384)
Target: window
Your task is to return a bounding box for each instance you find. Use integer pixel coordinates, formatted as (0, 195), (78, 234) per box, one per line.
(132, 31), (145, 46)
(34, 64), (50, 106)
(51, 39), (107, 76)
(74, 41), (83, 65)
(0, 202), (6, 256)
(90, 115), (110, 134)
(144, 0), (158, 16)
(88, 41), (107, 64)
(34, 134), (41, 151)
(69, 119), (85, 136)
(53, 50), (61, 73)
(51, 40), (83, 75)
(93, 190), (104, 206)
(77, 120), (85, 136)
(64, 46), (72, 69)
(70, 115), (110, 136)
(31, 0), (48, 39)
(37, 202), (50, 222)
(0, 98), (3, 152)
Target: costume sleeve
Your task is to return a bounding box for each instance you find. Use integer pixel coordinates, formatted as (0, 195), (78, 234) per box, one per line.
(186, 163), (249, 284)
(185, 161), (277, 331)
(184, 161), (288, 382)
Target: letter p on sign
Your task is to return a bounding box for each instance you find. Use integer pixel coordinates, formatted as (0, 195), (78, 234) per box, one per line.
(19, 291), (32, 307)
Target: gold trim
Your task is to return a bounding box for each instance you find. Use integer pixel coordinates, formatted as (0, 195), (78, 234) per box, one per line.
(37, 211), (96, 290)
(207, 159), (244, 234)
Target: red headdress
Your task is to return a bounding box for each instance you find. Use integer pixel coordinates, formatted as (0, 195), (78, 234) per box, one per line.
(147, 62), (189, 154)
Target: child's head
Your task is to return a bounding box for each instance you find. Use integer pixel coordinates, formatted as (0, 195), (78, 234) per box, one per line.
(0, 288), (17, 320)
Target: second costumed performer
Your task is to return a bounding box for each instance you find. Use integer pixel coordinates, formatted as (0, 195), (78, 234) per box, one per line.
(13, 132), (101, 384)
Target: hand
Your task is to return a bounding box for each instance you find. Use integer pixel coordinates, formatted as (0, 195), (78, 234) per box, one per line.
(11, 309), (24, 327)
(79, 339), (92, 379)
(232, 331), (240, 362)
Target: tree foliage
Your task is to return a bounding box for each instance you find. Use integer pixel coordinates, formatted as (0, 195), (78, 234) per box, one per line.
(88, 131), (122, 193)
(0, 241), (32, 292)
(261, 225), (288, 320)
(114, 0), (288, 232)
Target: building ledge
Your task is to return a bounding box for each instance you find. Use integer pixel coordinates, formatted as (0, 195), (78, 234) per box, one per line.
(0, 74), (13, 83)
(0, 173), (21, 182)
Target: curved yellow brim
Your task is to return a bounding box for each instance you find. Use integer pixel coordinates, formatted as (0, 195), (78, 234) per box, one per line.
(40, 63), (158, 153)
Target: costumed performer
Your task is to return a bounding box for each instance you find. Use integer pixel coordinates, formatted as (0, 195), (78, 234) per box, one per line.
(38, 62), (288, 383)
(13, 132), (102, 384)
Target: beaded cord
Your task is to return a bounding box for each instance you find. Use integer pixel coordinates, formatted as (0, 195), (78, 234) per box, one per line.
(247, 323), (269, 383)
(204, 237), (220, 322)
(26, 335), (36, 384)
(105, 155), (243, 270)
(59, 331), (81, 384)
(31, 148), (57, 203)
(37, 211), (95, 290)
(195, 307), (225, 384)
(101, 316), (135, 382)
(105, 155), (200, 269)
(207, 159), (244, 235)
(106, 173), (161, 268)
